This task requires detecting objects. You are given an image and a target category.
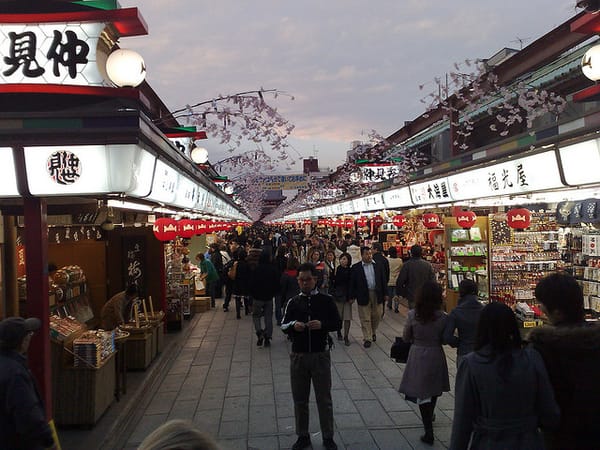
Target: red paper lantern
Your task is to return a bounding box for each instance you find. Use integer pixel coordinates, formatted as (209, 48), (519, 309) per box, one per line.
(195, 219), (208, 235)
(423, 213), (441, 229)
(392, 214), (406, 228)
(207, 221), (216, 233)
(356, 216), (368, 227)
(153, 217), (177, 241)
(507, 208), (531, 230)
(455, 211), (477, 229)
(178, 219), (196, 238)
(317, 218), (326, 226)
(372, 215), (384, 227)
(303, 219), (312, 225)
(344, 218), (355, 228)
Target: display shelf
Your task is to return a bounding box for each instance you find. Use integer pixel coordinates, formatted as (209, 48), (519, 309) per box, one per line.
(489, 212), (566, 313)
(444, 216), (489, 311)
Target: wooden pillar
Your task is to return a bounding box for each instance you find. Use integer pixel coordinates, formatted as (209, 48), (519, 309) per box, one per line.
(23, 197), (52, 418)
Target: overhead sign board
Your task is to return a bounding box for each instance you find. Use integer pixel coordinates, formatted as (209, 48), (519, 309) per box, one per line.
(448, 151), (562, 201)
(258, 174), (308, 190)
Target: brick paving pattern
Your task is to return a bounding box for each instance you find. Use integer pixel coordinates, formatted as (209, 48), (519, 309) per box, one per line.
(120, 302), (457, 450)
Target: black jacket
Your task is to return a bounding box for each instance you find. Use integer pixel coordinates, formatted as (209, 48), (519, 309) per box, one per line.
(249, 262), (280, 301)
(373, 252), (390, 284)
(332, 265), (352, 301)
(0, 350), (54, 450)
(348, 260), (387, 305)
(443, 294), (484, 356)
(232, 260), (252, 296)
(528, 323), (600, 450)
(280, 270), (300, 306)
(281, 292), (341, 353)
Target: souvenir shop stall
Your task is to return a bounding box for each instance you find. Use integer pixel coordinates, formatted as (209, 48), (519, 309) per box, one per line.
(279, 136), (600, 328)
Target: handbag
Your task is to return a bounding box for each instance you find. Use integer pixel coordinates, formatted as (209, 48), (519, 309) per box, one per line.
(390, 336), (412, 363)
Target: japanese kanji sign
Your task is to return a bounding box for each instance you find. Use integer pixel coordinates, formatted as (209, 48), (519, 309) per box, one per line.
(410, 178), (452, 205)
(0, 23), (109, 86)
(47, 150), (81, 185)
(448, 151), (562, 201)
(359, 164), (400, 183)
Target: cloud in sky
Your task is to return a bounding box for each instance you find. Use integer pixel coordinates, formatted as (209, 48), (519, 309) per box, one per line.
(119, 0), (577, 170)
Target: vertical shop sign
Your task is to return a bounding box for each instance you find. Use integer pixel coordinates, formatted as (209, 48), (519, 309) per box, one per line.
(16, 243), (26, 278)
(122, 236), (146, 296)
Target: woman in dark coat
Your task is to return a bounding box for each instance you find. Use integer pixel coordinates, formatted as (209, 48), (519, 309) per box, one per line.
(529, 272), (600, 450)
(398, 281), (449, 445)
(450, 302), (560, 450)
(231, 249), (252, 319)
(332, 252), (353, 345)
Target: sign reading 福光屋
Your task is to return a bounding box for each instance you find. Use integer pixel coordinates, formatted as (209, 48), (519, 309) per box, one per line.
(448, 151), (562, 201)
(0, 23), (109, 87)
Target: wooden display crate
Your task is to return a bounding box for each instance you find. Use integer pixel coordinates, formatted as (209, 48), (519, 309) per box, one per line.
(53, 352), (115, 426)
(124, 331), (153, 370)
(191, 296), (210, 313)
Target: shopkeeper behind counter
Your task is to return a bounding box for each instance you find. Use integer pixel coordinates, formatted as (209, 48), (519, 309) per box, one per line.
(100, 284), (138, 330)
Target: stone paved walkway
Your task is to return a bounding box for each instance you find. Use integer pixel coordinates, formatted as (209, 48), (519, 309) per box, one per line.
(122, 302), (458, 450)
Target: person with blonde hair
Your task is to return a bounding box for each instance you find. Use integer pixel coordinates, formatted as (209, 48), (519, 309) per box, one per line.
(137, 419), (220, 450)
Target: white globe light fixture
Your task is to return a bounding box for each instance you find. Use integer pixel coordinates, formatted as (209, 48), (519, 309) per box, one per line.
(190, 146), (209, 164)
(224, 183), (234, 195)
(582, 45), (600, 81)
(106, 48), (147, 87)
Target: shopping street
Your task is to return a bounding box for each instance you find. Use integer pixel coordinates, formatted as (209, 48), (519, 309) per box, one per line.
(60, 303), (457, 450)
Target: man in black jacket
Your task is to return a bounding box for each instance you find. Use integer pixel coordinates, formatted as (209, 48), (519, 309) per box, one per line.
(0, 317), (56, 450)
(349, 246), (388, 348)
(281, 263), (341, 450)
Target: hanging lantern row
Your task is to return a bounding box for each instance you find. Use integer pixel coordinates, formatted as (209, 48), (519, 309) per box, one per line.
(153, 218), (241, 241)
(506, 207), (531, 230)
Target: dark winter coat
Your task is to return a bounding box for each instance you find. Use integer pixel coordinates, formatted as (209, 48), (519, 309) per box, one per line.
(348, 260), (387, 305)
(332, 265), (352, 302)
(528, 323), (600, 450)
(280, 269), (300, 306)
(250, 262), (280, 301)
(449, 346), (560, 450)
(399, 309), (450, 399)
(281, 292), (341, 353)
(395, 256), (436, 305)
(0, 350), (54, 450)
(443, 294), (484, 358)
(232, 260), (252, 296)
(373, 252), (390, 285)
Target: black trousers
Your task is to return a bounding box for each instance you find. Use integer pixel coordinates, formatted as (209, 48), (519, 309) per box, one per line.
(290, 351), (334, 439)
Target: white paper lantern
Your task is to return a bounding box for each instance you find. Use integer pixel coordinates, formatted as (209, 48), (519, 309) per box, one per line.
(106, 49), (147, 87)
(191, 146), (209, 164)
(582, 45), (600, 82)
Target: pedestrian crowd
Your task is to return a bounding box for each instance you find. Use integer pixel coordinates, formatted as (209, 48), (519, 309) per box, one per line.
(2, 225), (599, 450)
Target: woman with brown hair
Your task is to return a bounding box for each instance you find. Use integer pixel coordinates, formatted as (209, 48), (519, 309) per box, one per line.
(398, 281), (450, 445)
